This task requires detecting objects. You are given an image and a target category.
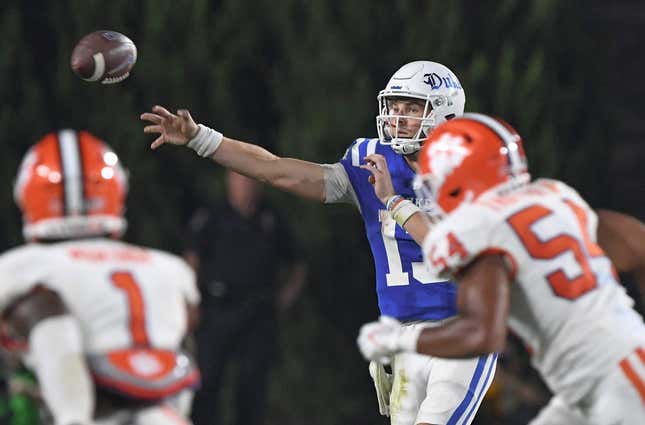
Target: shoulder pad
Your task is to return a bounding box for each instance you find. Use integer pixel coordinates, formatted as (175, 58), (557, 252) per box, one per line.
(341, 138), (380, 166)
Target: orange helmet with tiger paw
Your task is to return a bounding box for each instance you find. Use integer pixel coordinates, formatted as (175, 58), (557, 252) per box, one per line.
(14, 130), (128, 241)
(415, 113), (529, 214)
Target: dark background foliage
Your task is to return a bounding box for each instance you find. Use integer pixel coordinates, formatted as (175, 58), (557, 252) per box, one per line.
(1, 1), (643, 423)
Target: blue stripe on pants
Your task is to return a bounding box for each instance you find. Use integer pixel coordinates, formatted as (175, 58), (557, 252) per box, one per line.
(446, 353), (497, 425)
(461, 353), (498, 425)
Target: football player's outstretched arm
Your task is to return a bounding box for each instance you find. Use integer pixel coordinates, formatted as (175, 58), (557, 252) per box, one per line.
(141, 106), (325, 201)
(596, 209), (645, 287)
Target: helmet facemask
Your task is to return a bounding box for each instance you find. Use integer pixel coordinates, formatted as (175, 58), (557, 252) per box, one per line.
(376, 95), (447, 155)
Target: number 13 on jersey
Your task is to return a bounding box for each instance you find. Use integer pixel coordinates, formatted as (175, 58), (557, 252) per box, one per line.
(380, 210), (443, 286)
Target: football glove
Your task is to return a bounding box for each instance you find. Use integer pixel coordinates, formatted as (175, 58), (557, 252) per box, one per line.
(358, 316), (424, 363)
(357, 316), (409, 363)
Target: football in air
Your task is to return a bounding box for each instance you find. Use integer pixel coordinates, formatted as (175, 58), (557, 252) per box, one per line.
(70, 30), (137, 84)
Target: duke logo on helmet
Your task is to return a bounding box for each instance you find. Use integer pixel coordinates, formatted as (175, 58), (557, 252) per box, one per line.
(423, 73), (463, 90)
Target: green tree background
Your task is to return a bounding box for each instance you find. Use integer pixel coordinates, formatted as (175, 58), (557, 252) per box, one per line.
(0, 1), (639, 424)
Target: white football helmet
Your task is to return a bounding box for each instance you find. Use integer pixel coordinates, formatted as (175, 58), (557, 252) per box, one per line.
(376, 61), (466, 155)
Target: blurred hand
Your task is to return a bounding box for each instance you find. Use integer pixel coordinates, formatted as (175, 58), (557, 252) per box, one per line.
(357, 316), (404, 364)
(360, 154), (396, 205)
(140, 105), (199, 149)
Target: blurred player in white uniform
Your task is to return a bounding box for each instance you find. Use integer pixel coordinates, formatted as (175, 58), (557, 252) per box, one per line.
(357, 113), (645, 425)
(140, 61), (498, 425)
(1, 130), (200, 425)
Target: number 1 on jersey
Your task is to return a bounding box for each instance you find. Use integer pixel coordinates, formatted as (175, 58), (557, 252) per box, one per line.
(381, 210), (409, 285)
(110, 271), (149, 346)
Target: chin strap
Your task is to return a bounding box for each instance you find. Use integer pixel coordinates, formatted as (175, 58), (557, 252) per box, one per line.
(394, 141), (421, 155)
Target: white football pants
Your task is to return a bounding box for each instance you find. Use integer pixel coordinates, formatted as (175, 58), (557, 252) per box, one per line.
(389, 349), (497, 425)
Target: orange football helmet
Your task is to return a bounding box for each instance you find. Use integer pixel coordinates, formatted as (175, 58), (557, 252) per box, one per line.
(14, 130), (128, 241)
(415, 113), (529, 214)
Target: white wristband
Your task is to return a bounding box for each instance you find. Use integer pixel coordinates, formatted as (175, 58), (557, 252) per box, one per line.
(187, 124), (223, 157)
(385, 195), (404, 211)
(390, 199), (421, 227)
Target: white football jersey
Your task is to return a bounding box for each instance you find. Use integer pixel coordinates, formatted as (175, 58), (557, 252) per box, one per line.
(422, 179), (645, 403)
(0, 238), (199, 354)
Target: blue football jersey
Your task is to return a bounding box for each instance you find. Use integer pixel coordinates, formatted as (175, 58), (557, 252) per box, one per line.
(339, 138), (457, 321)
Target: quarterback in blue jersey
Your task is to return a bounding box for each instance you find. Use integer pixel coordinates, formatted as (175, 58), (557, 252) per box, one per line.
(141, 61), (496, 425)
(338, 137), (456, 321)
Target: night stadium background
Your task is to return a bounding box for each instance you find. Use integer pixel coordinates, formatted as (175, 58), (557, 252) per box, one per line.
(1, 1), (643, 424)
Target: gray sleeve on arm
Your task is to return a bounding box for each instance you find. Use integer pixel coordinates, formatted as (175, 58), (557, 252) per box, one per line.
(322, 163), (359, 208)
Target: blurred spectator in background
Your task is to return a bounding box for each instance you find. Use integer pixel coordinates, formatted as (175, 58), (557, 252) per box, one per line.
(185, 170), (307, 425)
